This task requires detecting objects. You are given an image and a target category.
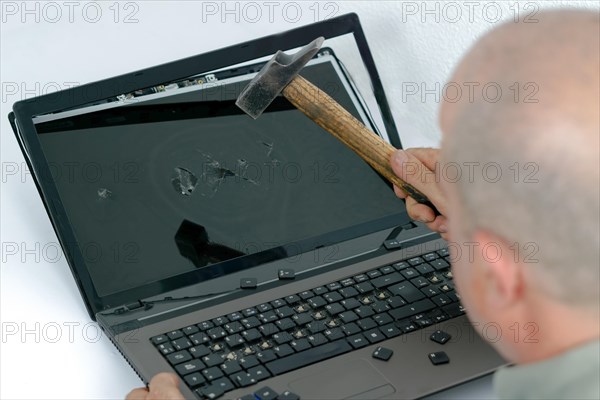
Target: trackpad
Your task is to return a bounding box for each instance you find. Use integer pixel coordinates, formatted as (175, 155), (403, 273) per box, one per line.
(287, 359), (395, 399)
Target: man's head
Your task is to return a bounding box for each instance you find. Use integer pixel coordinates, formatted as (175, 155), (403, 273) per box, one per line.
(439, 10), (599, 363)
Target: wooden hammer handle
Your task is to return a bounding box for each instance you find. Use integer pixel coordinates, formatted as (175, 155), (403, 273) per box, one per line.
(283, 75), (437, 212)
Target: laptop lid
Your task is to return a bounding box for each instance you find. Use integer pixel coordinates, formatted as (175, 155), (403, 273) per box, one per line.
(10, 14), (409, 319)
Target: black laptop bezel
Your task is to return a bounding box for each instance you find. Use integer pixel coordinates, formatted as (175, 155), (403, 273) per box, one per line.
(9, 13), (405, 318)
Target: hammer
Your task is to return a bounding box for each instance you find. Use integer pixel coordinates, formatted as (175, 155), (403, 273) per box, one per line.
(236, 37), (437, 212)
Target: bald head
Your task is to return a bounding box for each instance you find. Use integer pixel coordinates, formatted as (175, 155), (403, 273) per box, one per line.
(440, 10), (600, 308)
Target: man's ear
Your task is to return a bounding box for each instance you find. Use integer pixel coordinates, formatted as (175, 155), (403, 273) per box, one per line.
(472, 230), (525, 308)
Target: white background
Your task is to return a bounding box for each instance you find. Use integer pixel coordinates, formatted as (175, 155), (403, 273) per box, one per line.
(1, 1), (598, 399)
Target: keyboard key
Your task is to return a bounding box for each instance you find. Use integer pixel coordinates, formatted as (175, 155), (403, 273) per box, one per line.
(271, 299), (286, 308)
(408, 257), (424, 266)
(202, 353), (224, 367)
(299, 290), (314, 300)
(259, 311), (278, 324)
(224, 321), (244, 334)
(212, 316), (229, 326)
(238, 355), (259, 369)
(266, 340), (352, 375)
(389, 282), (426, 303)
(339, 311), (359, 323)
(207, 327), (227, 340)
(342, 322), (361, 336)
(242, 328), (262, 342)
(327, 282), (342, 291)
(355, 305), (375, 318)
(430, 259), (450, 270)
(372, 272), (405, 289)
(176, 359), (205, 375)
(364, 328), (386, 343)
(272, 332), (293, 345)
(373, 313), (393, 326)
(292, 313), (312, 326)
(429, 351), (450, 365)
(259, 324), (279, 336)
(290, 338), (311, 352)
(367, 270), (382, 279)
(184, 372), (206, 388)
(276, 318), (295, 331)
(355, 282), (374, 294)
(220, 360), (242, 375)
(339, 287), (359, 298)
(151, 335), (168, 345)
(167, 330), (183, 340)
(189, 332), (210, 345)
(437, 248), (450, 257)
(325, 302), (345, 315)
(198, 383), (225, 399)
(393, 261), (410, 270)
(372, 301), (390, 313)
(357, 318), (377, 331)
(423, 252), (438, 262)
(347, 334), (369, 349)
(202, 366), (224, 381)
(182, 325), (199, 335)
(172, 337), (192, 351)
(275, 306), (294, 319)
(389, 299), (436, 320)
(396, 320), (417, 333)
(380, 323), (402, 338)
(324, 292), (343, 303)
(380, 265), (395, 275)
(443, 303), (465, 317)
(273, 344), (294, 358)
(400, 268), (419, 279)
(341, 298), (361, 310)
(415, 264), (435, 275)
(430, 330), (452, 345)
(277, 391), (301, 400)
(422, 286), (440, 297)
(189, 345), (210, 358)
(372, 346), (394, 361)
(212, 377), (235, 393)
(257, 349), (277, 363)
(313, 286), (328, 296)
(353, 274), (368, 283)
(324, 328), (345, 341)
(255, 386), (279, 400)
(411, 277), (430, 288)
(308, 296), (327, 309)
(241, 317), (261, 329)
(228, 312), (243, 321)
(285, 294), (301, 304)
(340, 278), (355, 287)
(157, 343), (175, 355)
(242, 308), (258, 317)
(166, 350), (192, 365)
(257, 303), (272, 313)
(248, 366), (271, 382)
(432, 294), (451, 307)
(225, 334), (245, 348)
(307, 333), (328, 346)
(387, 296), (406, 308)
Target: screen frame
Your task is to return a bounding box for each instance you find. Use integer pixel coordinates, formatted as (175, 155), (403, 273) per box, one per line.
(10, 13), (405, 318)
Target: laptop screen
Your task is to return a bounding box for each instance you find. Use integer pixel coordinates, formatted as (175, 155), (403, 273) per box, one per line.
(32, 54), (405, 298)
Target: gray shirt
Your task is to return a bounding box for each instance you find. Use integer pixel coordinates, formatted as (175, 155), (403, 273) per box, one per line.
(494, 340), (600, 399)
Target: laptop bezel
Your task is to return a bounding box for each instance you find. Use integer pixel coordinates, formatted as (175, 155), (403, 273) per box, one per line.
(9, 13), (404, 318)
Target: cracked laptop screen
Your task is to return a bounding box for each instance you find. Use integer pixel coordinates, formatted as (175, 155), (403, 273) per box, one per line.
(34, 54), (405, 297)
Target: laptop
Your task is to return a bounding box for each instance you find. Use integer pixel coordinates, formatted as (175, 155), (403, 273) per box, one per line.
(9, 13), (505, 400)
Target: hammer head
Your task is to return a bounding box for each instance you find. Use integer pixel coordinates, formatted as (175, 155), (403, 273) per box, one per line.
(236, 37), (324, 119)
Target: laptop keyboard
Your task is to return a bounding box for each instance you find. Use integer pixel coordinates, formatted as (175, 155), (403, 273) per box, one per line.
(150, 248), (464, 399)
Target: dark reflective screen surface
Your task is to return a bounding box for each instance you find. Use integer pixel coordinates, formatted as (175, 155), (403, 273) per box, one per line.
(36, 60), (405, 297)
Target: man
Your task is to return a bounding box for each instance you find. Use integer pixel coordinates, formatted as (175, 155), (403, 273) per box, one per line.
(128, 9), (599, 400)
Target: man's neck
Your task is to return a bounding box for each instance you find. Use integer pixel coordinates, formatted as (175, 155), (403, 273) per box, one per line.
(515, 299), (599, 365)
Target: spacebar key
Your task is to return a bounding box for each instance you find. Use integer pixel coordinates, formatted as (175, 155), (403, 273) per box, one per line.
(266, 340), (352, 375)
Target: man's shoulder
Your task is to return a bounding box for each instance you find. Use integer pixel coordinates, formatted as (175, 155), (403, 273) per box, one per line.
(494, 340), (600, 400)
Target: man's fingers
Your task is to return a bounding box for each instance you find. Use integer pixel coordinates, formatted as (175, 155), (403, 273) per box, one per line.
(148, 373), (185, 400)
(405, 196), (436, 223)
(391, 150), (447, 215)
(125, 388), (148, 400)
(405, 147), (440, 171)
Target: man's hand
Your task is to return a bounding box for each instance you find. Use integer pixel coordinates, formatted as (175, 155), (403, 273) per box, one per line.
(126, 373), (185, 400)
(391, 148), (449, 239)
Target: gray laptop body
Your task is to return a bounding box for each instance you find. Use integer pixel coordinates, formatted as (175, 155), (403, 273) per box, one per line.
(9, 14), (505, 399)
